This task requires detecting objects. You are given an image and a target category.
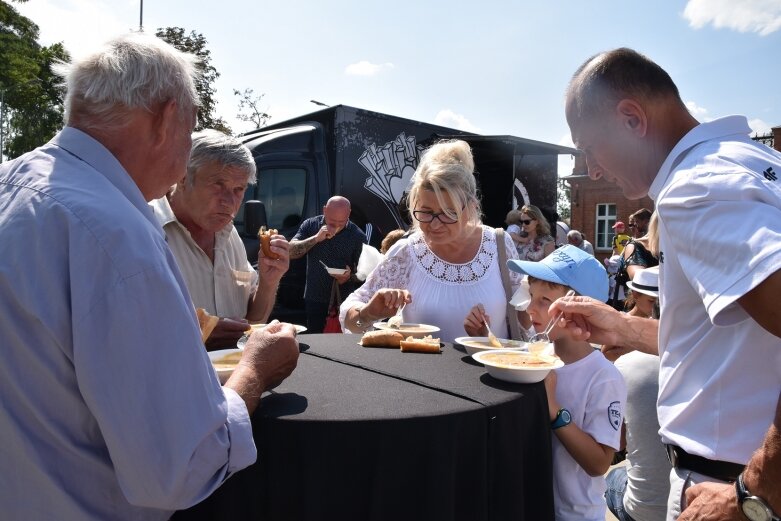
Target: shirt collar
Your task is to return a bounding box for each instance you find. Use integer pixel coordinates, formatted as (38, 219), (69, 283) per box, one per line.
(150, 195), (178, 227)
(50, 127), (154, 222)
(149, 194), (235, 241)
(648, 115), (752, 199)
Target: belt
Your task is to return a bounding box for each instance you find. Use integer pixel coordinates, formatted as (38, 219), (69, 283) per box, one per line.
(665, 444), (744, 482)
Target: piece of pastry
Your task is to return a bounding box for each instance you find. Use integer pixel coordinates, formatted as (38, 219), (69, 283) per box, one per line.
(196, 307), (219, 343)
(399, 335), (441, 354)
(259, 226), (280, 260)
(360, 329), (404, 348)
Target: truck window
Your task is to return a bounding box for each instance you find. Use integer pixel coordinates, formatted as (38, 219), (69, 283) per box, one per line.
(255, 167), (307, 231)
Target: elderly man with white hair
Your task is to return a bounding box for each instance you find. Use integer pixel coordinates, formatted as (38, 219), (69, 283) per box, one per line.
(0, 33), (298, 520)
(567, 229), (595, 255)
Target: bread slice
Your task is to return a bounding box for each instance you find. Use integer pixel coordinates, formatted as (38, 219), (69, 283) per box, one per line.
(399, 335), (441, 354)
(196, 308), (219, 343)
(360, 329), (404, 348)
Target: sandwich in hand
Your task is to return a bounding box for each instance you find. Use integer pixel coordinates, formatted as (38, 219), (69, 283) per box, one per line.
(259, 226), (280, 260)
(196, 307), (219, 343)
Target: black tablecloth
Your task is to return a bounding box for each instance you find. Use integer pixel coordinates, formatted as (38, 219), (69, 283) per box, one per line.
(173, 334), (554, 521)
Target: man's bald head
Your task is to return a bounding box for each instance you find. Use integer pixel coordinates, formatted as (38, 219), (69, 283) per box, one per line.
(566, 47), (684, 123)
(323, 196), (351, 235)
(325, 196), (351, 211)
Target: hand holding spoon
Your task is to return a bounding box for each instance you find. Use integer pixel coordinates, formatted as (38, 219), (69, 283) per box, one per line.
(528, 290), (576, 353)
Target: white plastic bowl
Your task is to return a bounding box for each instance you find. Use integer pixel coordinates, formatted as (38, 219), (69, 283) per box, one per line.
(472, 350), (563, 384)
(208, 349), (242, 384)
(454, 336), (525, 356)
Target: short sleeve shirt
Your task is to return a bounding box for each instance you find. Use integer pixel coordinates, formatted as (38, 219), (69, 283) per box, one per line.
(648, 115), (781, 464)
(293, 216), (367, 303)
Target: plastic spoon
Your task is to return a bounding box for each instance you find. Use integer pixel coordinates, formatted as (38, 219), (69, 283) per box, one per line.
(528, 290), (576, 353)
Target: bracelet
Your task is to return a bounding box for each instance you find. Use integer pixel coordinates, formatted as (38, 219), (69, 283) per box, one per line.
(354, 307), (370, 330)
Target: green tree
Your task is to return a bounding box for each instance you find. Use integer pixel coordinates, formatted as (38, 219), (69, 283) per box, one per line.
(234, 88), (270, 130)
(557, 177), (571, 221)
(155, 27), (230, 134)
(0, 0), (68, 160)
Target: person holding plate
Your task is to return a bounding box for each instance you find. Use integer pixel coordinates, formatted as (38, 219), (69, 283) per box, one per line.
(340, 139), (522, 343)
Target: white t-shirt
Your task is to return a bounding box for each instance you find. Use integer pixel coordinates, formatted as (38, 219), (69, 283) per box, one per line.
(615, 351), (670, 521)
(552, 350), (626, 521)
(648, 115), (781, 464)
(340, 226), (520, 342)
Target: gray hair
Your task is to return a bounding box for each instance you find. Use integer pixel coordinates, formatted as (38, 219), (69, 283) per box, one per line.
(407, 139), (481, 229)
(186, 129), (257, 186)
(567, 230), (583, 242)
(55, 32), (200, 131)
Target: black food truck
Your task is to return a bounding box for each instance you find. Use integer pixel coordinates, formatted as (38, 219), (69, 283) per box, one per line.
(234, 104), (576, 322)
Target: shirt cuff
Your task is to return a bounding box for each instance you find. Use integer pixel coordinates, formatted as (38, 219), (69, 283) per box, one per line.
(222, 387), (257, 475)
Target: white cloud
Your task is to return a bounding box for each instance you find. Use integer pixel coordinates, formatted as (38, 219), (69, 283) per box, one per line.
(344, 61), (394, 76)
(433, 109), (481, 133)
(16, 0), (137, 58)
(683, 0), (781, 36)
(685, 100), (711, 120)
(748, 118), (772, 134)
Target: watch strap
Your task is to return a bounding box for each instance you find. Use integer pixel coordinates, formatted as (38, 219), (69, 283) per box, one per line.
(737, 472), (780, 521)
(551, 408), (571, 430)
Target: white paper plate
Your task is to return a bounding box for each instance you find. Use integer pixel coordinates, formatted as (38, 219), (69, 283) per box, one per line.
(325, 267), (349, 276)
(454, 336), (525, 356)
(472, 350), (563, 384)
(248, 322), (307, 334)
(372, 322), (440, 338)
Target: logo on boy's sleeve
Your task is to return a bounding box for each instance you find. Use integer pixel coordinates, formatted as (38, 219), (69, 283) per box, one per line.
(608, 401), (622, 431)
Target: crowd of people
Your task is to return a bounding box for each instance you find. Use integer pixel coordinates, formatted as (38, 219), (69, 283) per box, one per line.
(1, 32), (778, 521)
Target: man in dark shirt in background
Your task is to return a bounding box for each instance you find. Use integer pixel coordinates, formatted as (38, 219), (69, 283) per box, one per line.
(290, 196), (367, 333)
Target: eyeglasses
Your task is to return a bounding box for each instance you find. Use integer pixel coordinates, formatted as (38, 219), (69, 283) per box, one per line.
(412, 210), (458, 224)
(520, 219), (535, 226)
(627, 223), (637, 228)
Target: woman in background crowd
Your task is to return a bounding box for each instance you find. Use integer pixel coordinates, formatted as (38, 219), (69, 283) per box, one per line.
(516, 204), (555, 261)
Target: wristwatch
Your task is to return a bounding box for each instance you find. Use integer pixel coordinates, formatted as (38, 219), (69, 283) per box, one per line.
(736, 472), (780, 521)
(551, 408), (572, 430)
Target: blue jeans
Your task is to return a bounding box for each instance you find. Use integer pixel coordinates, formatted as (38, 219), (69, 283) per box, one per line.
(605, 466), (637, 521)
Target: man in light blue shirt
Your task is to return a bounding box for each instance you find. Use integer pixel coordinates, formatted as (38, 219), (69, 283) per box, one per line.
(0, 33), (298, 520)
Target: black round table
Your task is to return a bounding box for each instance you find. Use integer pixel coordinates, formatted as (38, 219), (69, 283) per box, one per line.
(173, 334), (554, 521)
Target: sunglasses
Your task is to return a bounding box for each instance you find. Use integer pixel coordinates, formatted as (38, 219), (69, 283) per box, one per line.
(521, 219), (535, 226)
(627, 223), (637, 228)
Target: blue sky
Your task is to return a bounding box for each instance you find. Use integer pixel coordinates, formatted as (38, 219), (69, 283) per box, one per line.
(16, 0), (781, 175)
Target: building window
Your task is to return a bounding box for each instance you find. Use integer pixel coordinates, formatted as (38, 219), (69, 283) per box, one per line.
(595, 203), (617, 250)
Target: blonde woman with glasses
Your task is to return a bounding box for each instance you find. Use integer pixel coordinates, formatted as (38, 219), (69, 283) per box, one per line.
(340, 140), (522, 342)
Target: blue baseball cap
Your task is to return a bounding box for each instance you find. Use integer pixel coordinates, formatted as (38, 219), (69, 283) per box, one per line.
(507, 245), (609, 302)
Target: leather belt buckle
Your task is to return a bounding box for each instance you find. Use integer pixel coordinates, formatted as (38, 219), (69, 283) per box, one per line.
(666, 444), (679, 468)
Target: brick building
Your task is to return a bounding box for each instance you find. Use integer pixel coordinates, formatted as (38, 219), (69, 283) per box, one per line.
(563, 124), (779, 264)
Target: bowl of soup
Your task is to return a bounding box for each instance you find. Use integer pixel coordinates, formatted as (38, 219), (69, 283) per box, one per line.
(472, 350), (563, 384)
(208, 349), (243, 384)
(454, 336), (524, 355)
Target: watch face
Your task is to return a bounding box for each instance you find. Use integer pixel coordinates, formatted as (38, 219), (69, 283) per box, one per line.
(561, 410), (572, 423)
(743, 499), (771, 521)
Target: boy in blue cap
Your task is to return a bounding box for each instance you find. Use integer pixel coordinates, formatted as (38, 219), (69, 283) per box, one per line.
(508, 245), (626, 521)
